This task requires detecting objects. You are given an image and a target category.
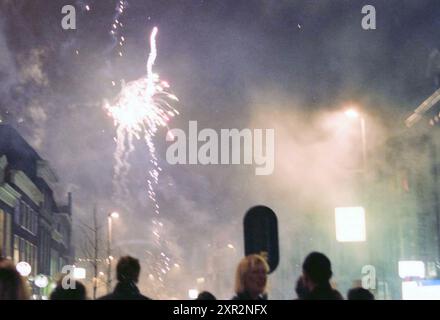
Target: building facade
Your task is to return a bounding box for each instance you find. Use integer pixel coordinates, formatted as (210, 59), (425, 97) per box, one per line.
(0, 125), (73, 295)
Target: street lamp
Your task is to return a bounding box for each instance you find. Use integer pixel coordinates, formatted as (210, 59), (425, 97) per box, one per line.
(107, 212), (119, 293)
(344, 107), (367, 174)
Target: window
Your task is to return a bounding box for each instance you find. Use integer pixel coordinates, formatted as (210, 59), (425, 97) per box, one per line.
(4, 212), (11, 258)
(13, 235), (19, 263)
(24, 240), (29, 263)
(19, 238), (24, 261)
(50, 249), (59, 276)
(32, 210), (38, 234)
(19, 201), (25, 226)
(16, 201), (38, 235)
(14, 203), (19, 224)
(31, 244), (37, 275)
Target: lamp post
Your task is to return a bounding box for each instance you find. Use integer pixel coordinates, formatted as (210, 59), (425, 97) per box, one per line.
(344, 108), (367, 175)
(106, 211), (119, 293)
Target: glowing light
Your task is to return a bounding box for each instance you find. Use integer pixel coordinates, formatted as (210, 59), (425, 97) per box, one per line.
(335, 206), (366, 242)
(188, 289), (199, 299)
(227, 244), (234, 249)
(399, 261), (425, 279)
(16, 262), (32, 277)
(344, 108), (360, 119)
(402, 280), (440, 300)
(85, 5), (90, 11)
(35, 275), (49, 288)
(110, 211), (120, 219)
(73, 268), (86, 280)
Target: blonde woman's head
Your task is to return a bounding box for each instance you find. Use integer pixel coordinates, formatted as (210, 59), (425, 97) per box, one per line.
(234, 254), (269, 298)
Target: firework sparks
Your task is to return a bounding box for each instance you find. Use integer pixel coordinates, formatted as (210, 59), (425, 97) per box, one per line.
(104, 27), (179, 295)
(105, 26), (178, 204)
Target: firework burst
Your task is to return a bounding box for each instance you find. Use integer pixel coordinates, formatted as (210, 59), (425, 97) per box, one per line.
(105, 26), (179, 203)
(104, 27), (179, 297)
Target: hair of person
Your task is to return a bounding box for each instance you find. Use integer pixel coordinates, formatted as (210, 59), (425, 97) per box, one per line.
(347, 287), (374, 300)
(302, 252), (333, 285)
(234, 254), (269, 295)
(50, 279), (87, 300)
(0, 259), (30, 300)
(116, 256), (141, 283)
(196, 291), (216, 300)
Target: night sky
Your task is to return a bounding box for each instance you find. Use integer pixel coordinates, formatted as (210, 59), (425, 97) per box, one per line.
(1, 0), (440, 299)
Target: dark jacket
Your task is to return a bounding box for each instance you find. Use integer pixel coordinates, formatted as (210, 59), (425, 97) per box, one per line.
(303, 284), (343, 300)
(98, 281), (151, 300)
(232, 291), (268, 300)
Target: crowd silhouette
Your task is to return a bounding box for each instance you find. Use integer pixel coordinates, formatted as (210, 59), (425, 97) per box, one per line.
(0, 250), (375, 300)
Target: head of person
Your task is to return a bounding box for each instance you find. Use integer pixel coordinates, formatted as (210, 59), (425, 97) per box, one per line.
(295, 275), (309, 299)
(347, 287), (374, 300)
(116, 256), (141, 283)
(302, 252), (333, 291)
(0, 259), (30, 300)
(50, 279), (87, 300)
(196, 291), (216, 300)
(235, 254), (269, 299)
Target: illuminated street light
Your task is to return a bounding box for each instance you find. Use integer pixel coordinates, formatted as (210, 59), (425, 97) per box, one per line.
(345, 108), (360, 119)
(110, 212), (120, 219)
(34, 274), (49, 288)
(16, 262), (32, 277)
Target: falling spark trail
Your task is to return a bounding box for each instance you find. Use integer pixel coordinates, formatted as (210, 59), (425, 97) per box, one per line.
(104, 27), (179, 296)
